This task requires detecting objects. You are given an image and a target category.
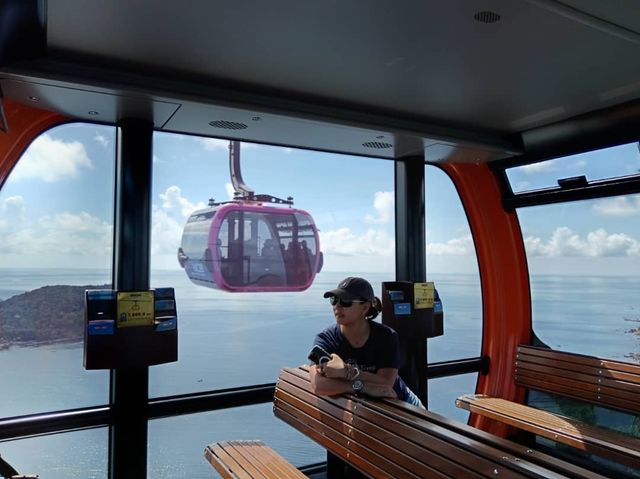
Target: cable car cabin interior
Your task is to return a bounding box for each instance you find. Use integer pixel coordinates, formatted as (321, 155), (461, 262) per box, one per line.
(1, 1), (640, 478)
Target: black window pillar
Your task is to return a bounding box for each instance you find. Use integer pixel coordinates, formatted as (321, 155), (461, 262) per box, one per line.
(110, 118), (153, 479)
(394, 155), (427, 405)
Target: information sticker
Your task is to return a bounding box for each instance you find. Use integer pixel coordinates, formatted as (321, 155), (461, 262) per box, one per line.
(117, 291), (155, 328)
(414, 282), (435, 309)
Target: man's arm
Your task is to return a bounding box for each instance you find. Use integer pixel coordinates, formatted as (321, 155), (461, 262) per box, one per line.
(309, 365), (353, 395)
(310, 364), (397, 398)
(357, 367), (397, 387)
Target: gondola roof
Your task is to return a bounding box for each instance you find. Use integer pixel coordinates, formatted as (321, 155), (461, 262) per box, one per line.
(1, 0), (639, 163)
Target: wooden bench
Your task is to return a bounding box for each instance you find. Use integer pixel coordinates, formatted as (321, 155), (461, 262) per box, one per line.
(456, 344), (640, 470)
(274, 365), (607, 478)
(204, 440), (306, 479)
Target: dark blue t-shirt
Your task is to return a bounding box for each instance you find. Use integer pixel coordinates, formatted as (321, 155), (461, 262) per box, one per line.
(312, 321), (413, 402)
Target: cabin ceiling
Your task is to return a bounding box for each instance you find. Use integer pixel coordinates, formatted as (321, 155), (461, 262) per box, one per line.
(0, 0), (639, 162)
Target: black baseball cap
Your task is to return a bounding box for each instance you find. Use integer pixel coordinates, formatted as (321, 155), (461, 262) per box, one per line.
(323, 277), (374, 302)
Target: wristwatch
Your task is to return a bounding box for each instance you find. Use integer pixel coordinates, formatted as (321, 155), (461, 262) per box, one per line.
(352, 379), (364, 394)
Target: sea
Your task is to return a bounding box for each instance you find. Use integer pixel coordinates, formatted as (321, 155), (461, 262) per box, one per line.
(0, 268), (638, 478)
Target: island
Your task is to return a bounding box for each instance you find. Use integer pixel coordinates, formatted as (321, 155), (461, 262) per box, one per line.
(0, 285), (108, 349)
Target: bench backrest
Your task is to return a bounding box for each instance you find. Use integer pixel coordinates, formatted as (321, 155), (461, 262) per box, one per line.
(515, 345), (640, 415)
(274, 366), (605, 479)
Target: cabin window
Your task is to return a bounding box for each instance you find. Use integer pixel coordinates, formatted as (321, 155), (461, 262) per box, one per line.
(0, 123), (113, 418)
(148, 133), (394, 467)
(148, 404), (323, 475)
(518, 192), (640, 360)
(511, 141), (640, 360)
(0, 428), (108, 477)
(506, 141), (640, 193)
(424, 165), (482, 420)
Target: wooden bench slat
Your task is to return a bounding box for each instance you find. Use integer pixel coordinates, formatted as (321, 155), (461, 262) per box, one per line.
(279, 367), (555, 478)
(205, 443), (259, 479)
(457, 346), (640, 473)
(221, 441), (270, 479)
(518, 346), (640, 378)
(516, 371), (640, 416)
(379, 398), (606, 479)
(228, 440), (303, 479)
(275, 406), (397, 479)
(456, 395), (640, 469)
(276, 366), (606, 479)
(517, 370), (640, 410)
(204, 441), (306, 479)
(458, 396), (640, 452)
(278, 368), (531, 479)
(516, 365), (640, 399)
(516, 346), (640, 415)
(276, 371), (451, 478)
(516, 353), (640, 389)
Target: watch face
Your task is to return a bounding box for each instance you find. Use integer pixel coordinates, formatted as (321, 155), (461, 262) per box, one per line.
(352, 380), (364, 393)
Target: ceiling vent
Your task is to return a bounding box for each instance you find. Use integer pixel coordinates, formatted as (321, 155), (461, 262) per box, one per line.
(473, 11), (501, 24)
(209, 120), (248, 130)
(362, 141), (392, 149)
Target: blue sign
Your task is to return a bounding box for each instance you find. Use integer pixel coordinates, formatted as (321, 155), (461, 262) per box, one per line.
(393, 302), (412, 316)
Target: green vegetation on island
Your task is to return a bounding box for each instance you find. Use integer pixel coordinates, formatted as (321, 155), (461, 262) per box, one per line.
(0, 285), (108, 349)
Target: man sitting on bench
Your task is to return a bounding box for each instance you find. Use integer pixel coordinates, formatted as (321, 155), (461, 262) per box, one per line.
(309, 276), (423, 407)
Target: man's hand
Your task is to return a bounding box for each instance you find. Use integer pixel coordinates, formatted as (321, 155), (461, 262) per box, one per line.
(322, 353), (347, 378)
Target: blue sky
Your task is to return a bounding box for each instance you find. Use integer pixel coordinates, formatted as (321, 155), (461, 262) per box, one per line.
(0, 123), (639, 275)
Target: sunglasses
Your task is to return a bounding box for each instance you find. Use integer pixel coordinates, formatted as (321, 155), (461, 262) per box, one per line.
(329, 296), (368, 308)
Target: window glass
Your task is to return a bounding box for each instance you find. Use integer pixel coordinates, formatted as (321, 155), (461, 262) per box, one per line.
(424, 166), (482, 364)
(0, 427), (108, 479)
(423, 166), (481, 421)
(0, 124), (113, 416)
(506, 142), (640, 193)
(519, 195), (640, 359)
(149, 134), (395, 397)
(148, 403), (324, 477)
(427, 373), (476, 423)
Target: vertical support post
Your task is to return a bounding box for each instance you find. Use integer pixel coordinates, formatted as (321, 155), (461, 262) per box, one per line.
(109, 118), (153, 479)
(394, 155), (427, 406)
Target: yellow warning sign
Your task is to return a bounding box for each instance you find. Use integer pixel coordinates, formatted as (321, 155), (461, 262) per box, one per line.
(117, 291), (154, 328)
(414, 282), (435, 309)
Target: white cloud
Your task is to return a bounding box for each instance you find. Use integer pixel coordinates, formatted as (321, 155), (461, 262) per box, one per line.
(365, 191), (394, 224)
(520, 161), (555, 174)
(513, 181), (531, 191)
(427, 235), (474, 255)
(158, 185), (207, 218)
(225, 182), (236, 200)
(11, 134), (93, 182)
(319, 228), (394, 256)
(94, 134), (109, 148)
(567, 159), (586, 170)
(152, 186), (207, 256)
(151, 208), (185, 256)
(1, 195), (25, 223)
(524, 227), (640, 257)
(0, 211), (112, 258)
(518, 158), (586, 176)
(199, 138), (230, 152)
(593, 195), (640, 217)
(39, 211), (109, 232)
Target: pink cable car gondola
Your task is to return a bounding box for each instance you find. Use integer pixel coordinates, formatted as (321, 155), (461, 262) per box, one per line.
(177, 142), (323, 292)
